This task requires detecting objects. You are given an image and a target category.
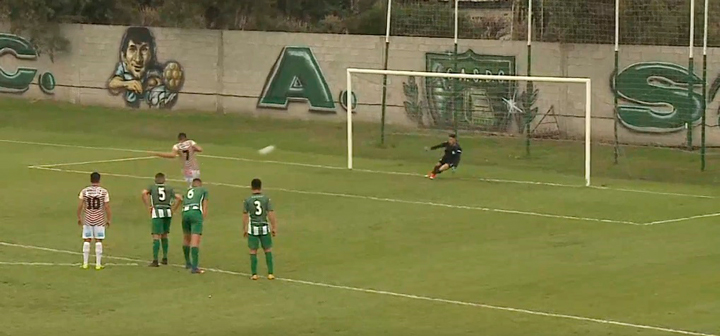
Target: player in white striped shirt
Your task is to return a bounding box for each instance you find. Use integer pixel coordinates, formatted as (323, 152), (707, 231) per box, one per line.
(154, 132), (203, 187)
(77, 172), (112, 270)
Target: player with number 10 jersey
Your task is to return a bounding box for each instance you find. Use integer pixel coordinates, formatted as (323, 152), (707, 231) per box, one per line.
(77, 172), (111, 270)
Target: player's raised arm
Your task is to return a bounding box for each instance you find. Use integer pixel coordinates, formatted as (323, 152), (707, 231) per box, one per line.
(430, 142), (447, 150)
(154, 148), (179, 159)
(192, 142), (203, 153)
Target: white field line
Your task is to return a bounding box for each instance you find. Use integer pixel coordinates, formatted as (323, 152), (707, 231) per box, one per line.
(28, 165), (642, 226)
(1, 138), (714, 199)
(204, 154), (715, 199)
(0, 241), (715, 336)
(32, 161), (714, 227)
(29, 156), (157, 168)
(0, 261), (138, 267)
(589, 186), (715, 199)
(643, 212), (720, 226)
(0, 139), (151, 154)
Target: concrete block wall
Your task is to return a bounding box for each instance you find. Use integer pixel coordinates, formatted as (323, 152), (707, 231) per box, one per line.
(2, 23), (720, 146)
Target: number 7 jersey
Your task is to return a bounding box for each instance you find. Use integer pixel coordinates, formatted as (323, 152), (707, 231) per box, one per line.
(173, 140), (200, 172)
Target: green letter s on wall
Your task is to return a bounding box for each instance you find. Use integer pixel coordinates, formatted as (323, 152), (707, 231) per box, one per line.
(0, 33), (55, 94)
(612, 62), (702, 133)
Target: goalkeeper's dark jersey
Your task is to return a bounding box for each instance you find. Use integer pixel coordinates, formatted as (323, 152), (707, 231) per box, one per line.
(431, 141), (462, 163)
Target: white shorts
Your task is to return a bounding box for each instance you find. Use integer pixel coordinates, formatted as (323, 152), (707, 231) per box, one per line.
(184, 169), (200, 183)
(82, 225), (106, 240)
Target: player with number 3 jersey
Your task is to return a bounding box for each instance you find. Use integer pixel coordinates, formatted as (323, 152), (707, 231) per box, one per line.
(154, 132), (203, 186)
(142, 172), (182, 267)
(243, 178), (277, 280)
(77, 172), (111, 270)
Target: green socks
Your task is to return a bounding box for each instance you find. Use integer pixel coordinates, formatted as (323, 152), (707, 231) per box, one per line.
(265, 252), (274, 274)
(182, 245), (191, 266)
(191, 247), (199, 269)
(249, 253), (273, 275)
(152, 240), (160, 261)
(250, 254), (258, 275)
(160, 238), (169, 259)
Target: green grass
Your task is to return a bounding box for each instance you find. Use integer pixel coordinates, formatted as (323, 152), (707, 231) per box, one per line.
(1, 98), (719, 336)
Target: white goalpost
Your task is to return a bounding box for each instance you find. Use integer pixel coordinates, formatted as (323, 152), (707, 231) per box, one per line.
(345, 68), (594, 187)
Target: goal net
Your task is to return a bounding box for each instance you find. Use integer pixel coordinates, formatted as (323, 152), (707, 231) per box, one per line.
(346, 68), (592, 186)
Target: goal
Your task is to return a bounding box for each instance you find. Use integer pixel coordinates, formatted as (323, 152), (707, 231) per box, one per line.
(345, 68), (593, 186)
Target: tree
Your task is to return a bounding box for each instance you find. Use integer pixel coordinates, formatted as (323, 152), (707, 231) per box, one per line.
(2, 0), (77, 61)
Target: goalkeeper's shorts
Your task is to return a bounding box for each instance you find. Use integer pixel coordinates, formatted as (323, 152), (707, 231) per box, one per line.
(439, 157), (460, 168)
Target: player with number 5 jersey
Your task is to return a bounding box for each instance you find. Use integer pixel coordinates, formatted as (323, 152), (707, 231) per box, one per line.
(243, 178), (277, 280)
(154, 132), (203, 186)
(77, 172), (111, 270)
(142, 172), (182, 267)
(182, 179), (209, 274)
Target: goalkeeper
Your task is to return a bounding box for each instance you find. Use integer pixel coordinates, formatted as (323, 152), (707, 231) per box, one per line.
(424, 134), (462, 180)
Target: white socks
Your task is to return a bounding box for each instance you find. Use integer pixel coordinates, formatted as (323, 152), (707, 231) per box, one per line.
(95, 242), (103, 266)
(82, 242), (90, 265)
(82, 242), (103, 266)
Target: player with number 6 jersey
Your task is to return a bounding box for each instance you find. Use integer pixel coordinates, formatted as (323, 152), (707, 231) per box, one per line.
(243, 178), (277, 280)
(182, 179), (209, 274)
(154, 132), (203, 186)
(142, 172), (182, 267)
(77, 172), (111, 270)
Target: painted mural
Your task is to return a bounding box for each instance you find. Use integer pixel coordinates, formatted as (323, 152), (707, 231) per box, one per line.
(107, 27), (183, 108)
(612, 62), (720, 133)
(403, 49), (538, 132)
(258, 46), (356, 113)
(0, 33), (56, 94)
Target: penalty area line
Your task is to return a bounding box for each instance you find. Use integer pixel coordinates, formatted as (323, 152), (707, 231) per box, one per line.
(29, 156), (158, 168)
(0, 241), (715, 336)
(203, 154), (714, 199)
(643, 212), (720, 225)
(0, 261), (139, 267)
(1, 138), (713, 199)
(27, 165), (642, 226)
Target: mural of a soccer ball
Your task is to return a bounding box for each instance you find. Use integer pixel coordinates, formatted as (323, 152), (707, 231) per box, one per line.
(163, 62), (184, 92)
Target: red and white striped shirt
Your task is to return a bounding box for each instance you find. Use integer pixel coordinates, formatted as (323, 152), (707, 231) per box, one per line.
(173, 140), (200, 172)
(79, 186), (110, 226)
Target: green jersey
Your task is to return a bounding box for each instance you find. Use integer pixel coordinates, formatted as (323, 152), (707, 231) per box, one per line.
(243, 193), (273, 236)
(147, 184), (175, 218)
(183, 187), (209, 212)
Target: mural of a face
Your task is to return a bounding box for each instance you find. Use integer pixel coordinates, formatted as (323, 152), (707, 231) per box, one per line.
(107, 26), (183, 109)
(120, 28), (155, 80)
(124, 40), (152, 79)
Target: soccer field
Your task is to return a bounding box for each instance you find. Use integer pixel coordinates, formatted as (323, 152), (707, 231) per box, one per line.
(1, 99), (720, 336)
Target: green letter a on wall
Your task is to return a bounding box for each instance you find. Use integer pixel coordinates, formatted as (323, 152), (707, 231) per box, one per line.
(258, 46), (336, 112)
(0, 33), (39, 93)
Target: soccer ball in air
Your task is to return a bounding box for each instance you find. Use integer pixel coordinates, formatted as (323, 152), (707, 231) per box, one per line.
(258, 145), (276, 155)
